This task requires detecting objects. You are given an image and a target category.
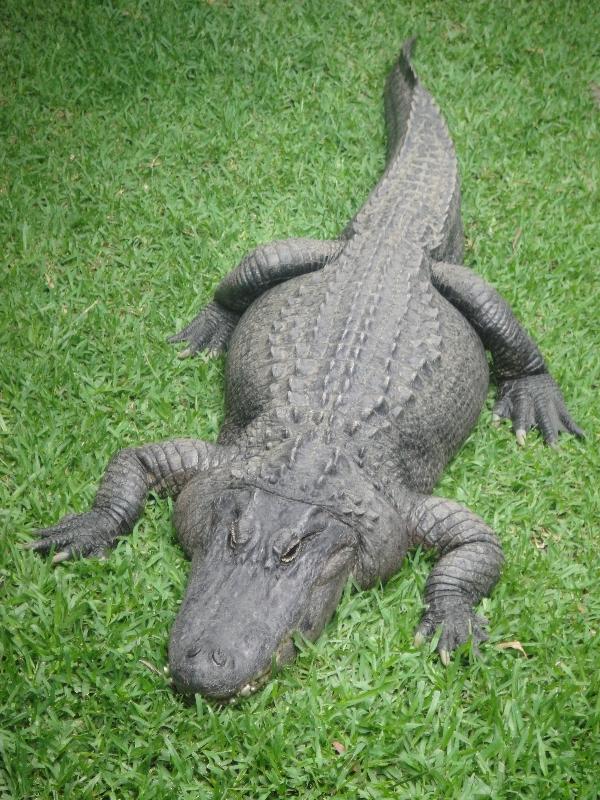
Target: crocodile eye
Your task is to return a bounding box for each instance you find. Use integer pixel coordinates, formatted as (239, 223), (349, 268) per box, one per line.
(280, 540), (302, 564)
(228, 518), (239, 549)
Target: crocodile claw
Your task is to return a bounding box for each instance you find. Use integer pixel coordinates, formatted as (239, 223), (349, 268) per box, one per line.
(493, 373), (584, 446)
(27, 509), (120, 563)
(168, 301), (240, 358)
(415, 605), (489, 664)
(52, 550), (74, 565)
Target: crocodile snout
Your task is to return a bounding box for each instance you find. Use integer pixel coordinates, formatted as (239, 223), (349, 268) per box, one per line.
(168, 491), (356, 699)
(169, 624), (274, 699)
(171, 642), (240, 698)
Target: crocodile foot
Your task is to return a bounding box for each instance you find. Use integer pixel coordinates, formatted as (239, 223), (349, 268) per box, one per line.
(414, 603), (489, 665)
(25, 510), (121, 564)
(168, 301), (240, 359)
(493, 373), (584, 446)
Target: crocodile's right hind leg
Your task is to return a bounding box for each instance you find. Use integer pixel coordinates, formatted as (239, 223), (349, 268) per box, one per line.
(431, 260), (584, 446)
(169, 238), (344, 358)
(27, 439), (232, 563)
(409, 494), (504, 663)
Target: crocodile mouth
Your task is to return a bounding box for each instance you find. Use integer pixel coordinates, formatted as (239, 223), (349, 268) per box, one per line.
(225, 635), (296, 703)
(232, 665), (272, 701)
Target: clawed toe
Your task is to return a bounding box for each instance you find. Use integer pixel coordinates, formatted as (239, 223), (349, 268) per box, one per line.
(26, 510), (120, 564)
(168, 301), (239, 359)
(494, 373), (583, 446)
(176, 347), (194, 360)
(414, 606), (489, 664)
(52, 550), (74, 565)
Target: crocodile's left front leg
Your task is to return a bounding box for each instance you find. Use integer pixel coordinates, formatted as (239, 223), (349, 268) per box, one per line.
(28, 439), (231, 563)
(409, 493), (505, 663)
(431, 261), (583, 445)
(169, 238), (344, 358)
(354, 488), (504, 663)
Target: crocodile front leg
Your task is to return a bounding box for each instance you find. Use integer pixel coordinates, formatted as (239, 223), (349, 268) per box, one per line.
(431, 261), (583, 445)
(409, 494), (504, 664)
(354, 487), (503, 663)
(169, 238), (344, 358)
(28, 439), (230, 563)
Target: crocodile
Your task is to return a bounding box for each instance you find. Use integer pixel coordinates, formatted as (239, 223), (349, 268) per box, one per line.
(29, 40), (583, 700)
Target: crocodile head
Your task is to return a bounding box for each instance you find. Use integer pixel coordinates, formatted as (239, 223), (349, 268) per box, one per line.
(168, 480), (358, 699)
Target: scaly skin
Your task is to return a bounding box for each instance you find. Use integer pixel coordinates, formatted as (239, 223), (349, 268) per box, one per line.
(29, 39), (582, 699)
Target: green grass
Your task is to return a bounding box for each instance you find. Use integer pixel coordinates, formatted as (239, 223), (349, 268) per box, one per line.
(1, 1), (599, 797)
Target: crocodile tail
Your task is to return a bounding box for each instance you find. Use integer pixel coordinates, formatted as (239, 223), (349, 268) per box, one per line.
(384, 37), (418, 163)
(348, 38), (462, 261)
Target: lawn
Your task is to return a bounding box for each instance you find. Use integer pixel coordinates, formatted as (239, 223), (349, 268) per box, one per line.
(1, 1), (599, 798)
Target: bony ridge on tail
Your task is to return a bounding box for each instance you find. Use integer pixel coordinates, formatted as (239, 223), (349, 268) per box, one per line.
(28, 39), (583, 699)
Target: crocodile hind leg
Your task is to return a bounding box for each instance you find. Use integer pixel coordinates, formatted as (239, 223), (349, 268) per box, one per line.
(169, 238), (344, 358)
(431, 261), (583, 445)
(28, 439), (230, 563)
(409, 494), (504, 663)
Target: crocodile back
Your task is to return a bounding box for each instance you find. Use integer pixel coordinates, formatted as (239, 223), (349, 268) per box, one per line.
(221, 238), (488, 493)
(219, 42), (487, 494)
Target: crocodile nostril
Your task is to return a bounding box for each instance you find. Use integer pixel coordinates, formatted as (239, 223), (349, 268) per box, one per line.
(185, 643), (230, 665)
(186, 644), (202, 659)
(211, 648), (228, 667)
